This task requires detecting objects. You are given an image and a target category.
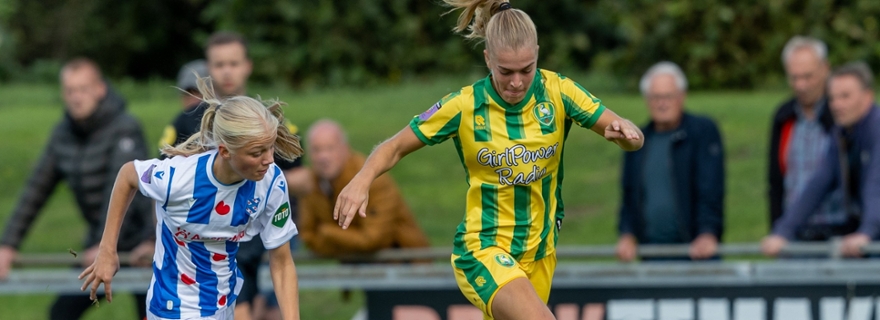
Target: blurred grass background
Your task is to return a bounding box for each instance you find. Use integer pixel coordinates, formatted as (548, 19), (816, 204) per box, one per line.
(0, 73), (785, 319)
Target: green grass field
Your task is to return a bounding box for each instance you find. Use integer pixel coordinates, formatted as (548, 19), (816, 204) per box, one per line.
(0, 75), (786, 319)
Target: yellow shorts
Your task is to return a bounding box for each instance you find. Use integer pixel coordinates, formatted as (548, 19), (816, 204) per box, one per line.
(451, 247), (557, 319)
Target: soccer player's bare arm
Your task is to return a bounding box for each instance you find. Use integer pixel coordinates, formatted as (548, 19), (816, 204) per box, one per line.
(334, 126), (425, 229)
(590, 109), (644, 151)
(269, 242), (300, 320)
(78, 161), (139, 302)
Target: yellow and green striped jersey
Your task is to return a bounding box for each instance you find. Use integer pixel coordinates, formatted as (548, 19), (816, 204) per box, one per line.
(409, 69), (606, 263)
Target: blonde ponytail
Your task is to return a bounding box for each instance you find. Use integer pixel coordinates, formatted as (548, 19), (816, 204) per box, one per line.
(443, 0), (537, 53)
(161, 76), (303, 161)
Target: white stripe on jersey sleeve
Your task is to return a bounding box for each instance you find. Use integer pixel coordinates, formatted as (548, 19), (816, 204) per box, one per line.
(255, 167), (299, 250)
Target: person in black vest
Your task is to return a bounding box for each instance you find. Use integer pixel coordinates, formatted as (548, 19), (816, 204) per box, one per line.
(0, 58), (153, 320)
(768, 36), (843, 242)
(616, 61), (725, 262)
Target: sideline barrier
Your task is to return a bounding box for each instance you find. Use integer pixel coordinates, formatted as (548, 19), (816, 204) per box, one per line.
(7, 242), (880, 320)
(13, 240), (880, 267)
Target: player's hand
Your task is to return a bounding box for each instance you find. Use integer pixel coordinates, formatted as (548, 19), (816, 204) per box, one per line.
(78, 245), (120, 303)
(128, 240), (154, 267)
(616, 234), (638, 262)
(81, 245), (100, 268)
(0, 246), (18, 280)
(604, 119), (641, 141)
(333, 175), (371, 229)
(761, 235), (787, 257)
(840, 233), (871, 258)
(689, 233), (718, 260)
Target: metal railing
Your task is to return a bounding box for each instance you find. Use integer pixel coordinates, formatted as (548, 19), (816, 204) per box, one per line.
(13, 241), (880, 267)
(5, 242), (880, 295)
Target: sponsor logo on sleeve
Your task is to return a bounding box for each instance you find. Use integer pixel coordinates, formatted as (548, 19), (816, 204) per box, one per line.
(418, 102), (442, 121)
(141, 164), (156, 184)
(272, 203), (291, 228)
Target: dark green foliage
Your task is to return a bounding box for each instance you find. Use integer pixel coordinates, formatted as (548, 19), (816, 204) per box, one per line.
(2, 0), (880, 88)
(597, 0), (880, 89)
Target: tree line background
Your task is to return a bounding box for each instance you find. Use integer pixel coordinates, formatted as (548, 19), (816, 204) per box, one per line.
(1, 0), (880, 90)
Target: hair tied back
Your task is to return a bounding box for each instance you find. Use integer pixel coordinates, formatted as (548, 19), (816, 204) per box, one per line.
(497, 2), (512, 12)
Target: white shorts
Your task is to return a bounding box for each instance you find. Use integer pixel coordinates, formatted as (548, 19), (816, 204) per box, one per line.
(146, 303), (235, 320)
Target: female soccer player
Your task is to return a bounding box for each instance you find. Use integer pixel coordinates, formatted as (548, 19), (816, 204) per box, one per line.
(79, 76), (303, 320)
(334, 1), (643, 319)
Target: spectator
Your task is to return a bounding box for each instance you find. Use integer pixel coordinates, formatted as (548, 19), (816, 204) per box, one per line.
(768, 36), (843, 241)
(616, 61), (725, 262)
(0, 58), (153, 320)
(763, 61), (880, 258)
(298, 119), (430, 259)
(157, 59), (209, 150)
(156, 32), (307, 320)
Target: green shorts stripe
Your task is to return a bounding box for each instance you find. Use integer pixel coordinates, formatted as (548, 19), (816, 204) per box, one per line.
(454, 252), (500, 305)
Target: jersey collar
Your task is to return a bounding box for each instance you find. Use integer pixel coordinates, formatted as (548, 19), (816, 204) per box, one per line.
(483, 70), (542, 111)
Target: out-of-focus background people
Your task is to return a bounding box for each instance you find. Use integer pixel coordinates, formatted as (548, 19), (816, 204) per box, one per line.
(298, 119), (430, 259)
(764, 61), (880, 258)
(768, 36), (843, 242)
(616, 61), (725, 262)
(157, 59), (209, 151)
(0, 58), (153, 320)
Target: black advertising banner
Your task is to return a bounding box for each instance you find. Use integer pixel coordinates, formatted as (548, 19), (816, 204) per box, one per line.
(369, 284), (880, 320)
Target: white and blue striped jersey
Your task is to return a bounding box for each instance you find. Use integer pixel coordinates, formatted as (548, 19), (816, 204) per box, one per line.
(133, 149), (297, 320)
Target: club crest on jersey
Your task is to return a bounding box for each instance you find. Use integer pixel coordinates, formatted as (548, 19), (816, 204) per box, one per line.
(494, 253), (515, 268)
(418, 102), (441, 121)
(272, 203), (290, 228)
(154, 171), (165, 180)
(246, 198), (262, 215)
(533, 102), (555, 126)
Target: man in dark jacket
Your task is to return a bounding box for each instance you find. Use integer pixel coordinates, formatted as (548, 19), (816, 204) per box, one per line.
(764, 62), (880, 258)
(0, 58), (153, 319)
(768, 36), (842, 240)
(616, 62), (725, 262)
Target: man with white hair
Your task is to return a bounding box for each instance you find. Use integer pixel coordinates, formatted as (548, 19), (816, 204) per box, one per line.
(616, 61), (725, 262)
(768, 36), (842, 242)
(764, 61), (880, 258)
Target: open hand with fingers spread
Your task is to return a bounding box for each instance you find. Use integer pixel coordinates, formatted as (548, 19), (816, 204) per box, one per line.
(333, 175), (371, 229)
(78, 245), (120, 303)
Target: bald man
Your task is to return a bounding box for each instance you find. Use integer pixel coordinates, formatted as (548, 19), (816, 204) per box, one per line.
(297, 119), (429, 259)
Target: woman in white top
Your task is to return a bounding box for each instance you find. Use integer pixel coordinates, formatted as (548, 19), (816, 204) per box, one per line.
(79, 76), (303, 320)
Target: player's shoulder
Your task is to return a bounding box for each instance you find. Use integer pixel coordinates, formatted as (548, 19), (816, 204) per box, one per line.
(539, 69), (576, 89)
(157, 149), (215, 168)
(436, 84), (475, 112)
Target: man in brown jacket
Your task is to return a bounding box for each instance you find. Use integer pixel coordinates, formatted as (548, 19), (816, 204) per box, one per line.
(298, 119), (429, 259)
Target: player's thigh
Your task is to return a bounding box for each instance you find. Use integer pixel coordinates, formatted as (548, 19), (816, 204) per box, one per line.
(491, 277), (555, 320)
(234, 302), (252, 320)
(451, 248), (527, 319)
